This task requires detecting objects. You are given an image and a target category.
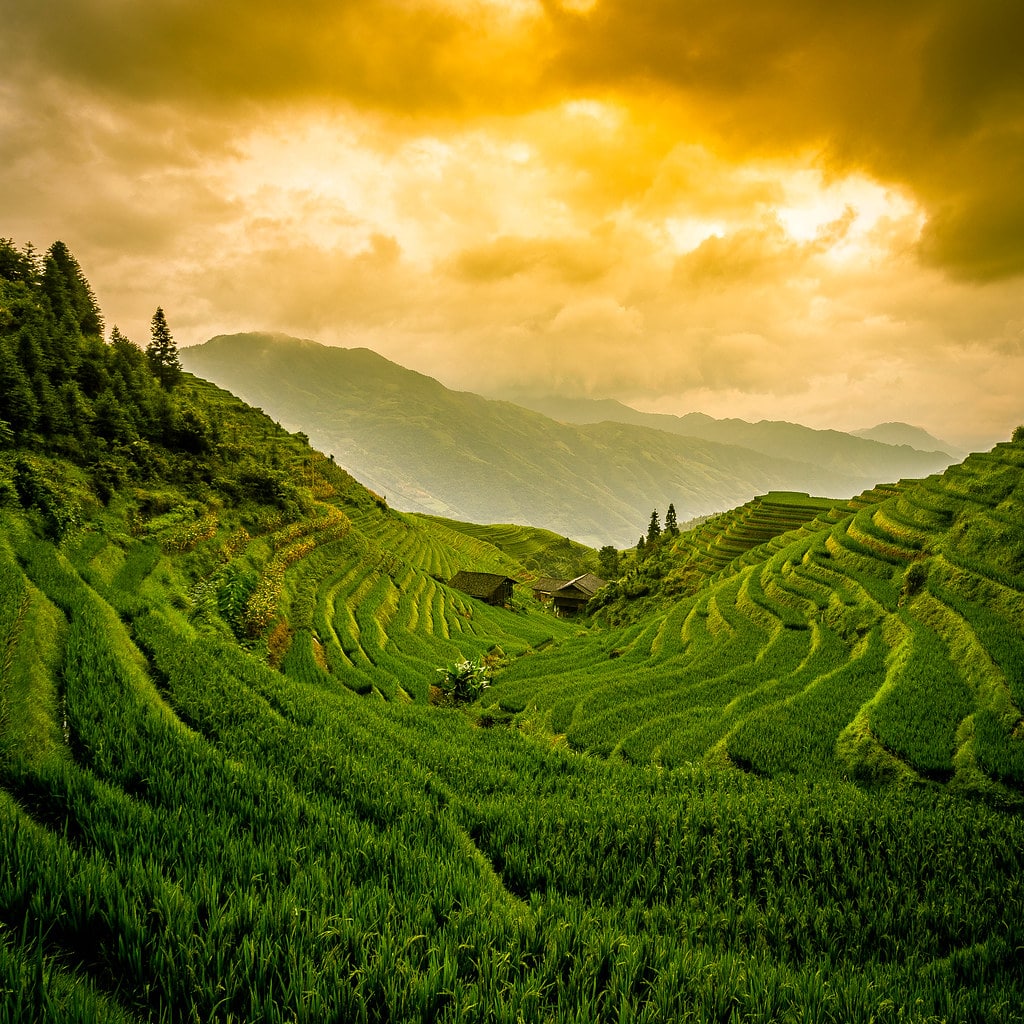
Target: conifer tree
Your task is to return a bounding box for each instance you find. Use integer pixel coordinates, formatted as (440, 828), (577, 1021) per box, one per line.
(146, 307), (182, 390)
(647, 509), (661, 544)
(42, 241), (104, 338)
(0, 343), (39, 436)
(665, 503), (679, 536)
(0, 238), (37, 284)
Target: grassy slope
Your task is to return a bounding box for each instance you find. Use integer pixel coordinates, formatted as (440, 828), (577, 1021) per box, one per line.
(1, 377), (1023, 1022)
(487, 444), (1024, 804)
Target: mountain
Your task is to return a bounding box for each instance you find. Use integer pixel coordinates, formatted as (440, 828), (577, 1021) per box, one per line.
(509, 393), (962, 476)
(181, 333), (955, 548)
(852, 420), (961, 455)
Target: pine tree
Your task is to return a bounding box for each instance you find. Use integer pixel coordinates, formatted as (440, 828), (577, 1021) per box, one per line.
(665, 503), (679, 536)
(0, 341), (40, 436)
(647, 509), (661, 544)
(0, 238), (37, 284)
(42, 241), (104, 338)
(146, 307), (182, 390)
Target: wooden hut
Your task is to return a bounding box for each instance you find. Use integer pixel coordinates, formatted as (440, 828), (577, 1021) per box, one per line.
(532, 577), (569, 603)
(549, 573), (607, 616)
(449, 571), (516, 607)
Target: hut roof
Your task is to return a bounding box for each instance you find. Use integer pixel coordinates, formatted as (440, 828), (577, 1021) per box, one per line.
(449, 571), (516, 600)
(533, 576), (570, 594)
(563, 573), (607, 598)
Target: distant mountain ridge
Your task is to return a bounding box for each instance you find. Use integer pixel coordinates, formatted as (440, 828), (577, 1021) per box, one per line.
(851, 421), (962, 455)
(181, 333), (957, 548)
(508, 395), (960, 473)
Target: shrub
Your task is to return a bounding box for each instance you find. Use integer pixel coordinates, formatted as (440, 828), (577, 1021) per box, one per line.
(12, 457), (79, 539)
(435, 657), (490, 704)
(902, 560), (928, 597)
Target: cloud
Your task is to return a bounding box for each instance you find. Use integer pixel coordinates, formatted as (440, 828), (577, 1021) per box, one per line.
(673, 219), (798, 287)
(548, 295), (643, 337)
(0, 0), (547, 115)
(449, 235), (612, 283)
(542, 0), (1024, 280)
(6, 1), (1022, 280)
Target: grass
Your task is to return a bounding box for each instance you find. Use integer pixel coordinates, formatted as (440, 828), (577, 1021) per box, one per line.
(2, 383), (1024, 1020)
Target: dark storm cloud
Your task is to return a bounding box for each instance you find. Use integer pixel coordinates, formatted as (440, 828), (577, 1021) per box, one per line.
(543, 0), (1024, 280)
(0, 0), (503, 112)
(5, 1), (1022, 280)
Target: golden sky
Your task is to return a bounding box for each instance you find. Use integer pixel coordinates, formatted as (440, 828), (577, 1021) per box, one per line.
(2, 0), (1023, 445)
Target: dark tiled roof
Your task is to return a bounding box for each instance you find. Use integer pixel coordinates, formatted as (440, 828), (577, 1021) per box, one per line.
(564, 573), (607, 597)
(533, 576), (570, 594)
(449, 571), (516, 600)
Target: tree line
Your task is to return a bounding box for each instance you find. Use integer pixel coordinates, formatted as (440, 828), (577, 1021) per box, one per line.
(596, 503), (680, 579)
(0, 237), (315, 537)
(0, 238), (189, 458)
(638, 503), (679, 552)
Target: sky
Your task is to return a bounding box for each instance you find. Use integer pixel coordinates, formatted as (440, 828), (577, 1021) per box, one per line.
(2, 0), (1023, 448)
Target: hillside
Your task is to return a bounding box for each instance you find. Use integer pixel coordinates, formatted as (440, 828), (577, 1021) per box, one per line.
(416, 516), (602, 579)
(2, 242), (1024, 1022)
(852, 420), (963, 454)
(488, 444), (1024, 802)
(510, 394), (960, 474)
(180, 333), (953, 548)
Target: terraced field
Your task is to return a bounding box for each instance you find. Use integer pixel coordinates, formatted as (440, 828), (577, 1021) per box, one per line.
(416, 516), (601, 580)
(4, 241), (1022, 1021)
(669, 491), (847, 580)
(3, 436), (1024, 1022)
(486, 444), (1024, 803)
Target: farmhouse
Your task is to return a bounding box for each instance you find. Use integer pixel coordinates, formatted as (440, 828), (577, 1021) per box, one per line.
(533, 573), (607, 616)
(448, 570), (516, 607)
(531, 577), (568, 601)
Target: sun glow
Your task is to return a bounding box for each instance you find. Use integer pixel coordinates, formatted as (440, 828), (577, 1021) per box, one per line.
(772, 171), (923, 258)
(664, 218), (726, 253)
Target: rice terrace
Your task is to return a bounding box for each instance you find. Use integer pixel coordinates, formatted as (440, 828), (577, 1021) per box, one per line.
(0, 239), (1021, 1022)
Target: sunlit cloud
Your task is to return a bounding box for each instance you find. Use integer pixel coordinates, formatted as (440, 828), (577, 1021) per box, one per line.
(0, 0), (1021, 447)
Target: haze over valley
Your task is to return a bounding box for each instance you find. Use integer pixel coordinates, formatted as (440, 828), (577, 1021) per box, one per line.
(182, 332), (957, 547)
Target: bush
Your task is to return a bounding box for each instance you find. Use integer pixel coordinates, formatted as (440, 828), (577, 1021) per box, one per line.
(435, 657), (490, 704)
(12, 457), (79, 539)
(902, 560), (928, 597)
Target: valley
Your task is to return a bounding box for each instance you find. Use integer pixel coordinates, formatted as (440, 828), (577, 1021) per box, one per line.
(181, 333), (956, 548)
(1, 242), (1023, 1022)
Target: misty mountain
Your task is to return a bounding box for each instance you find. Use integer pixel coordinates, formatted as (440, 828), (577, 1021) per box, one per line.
(851, 421), (961, 455)
(181, 333), (955, 548)
(508, 395), (961, 479)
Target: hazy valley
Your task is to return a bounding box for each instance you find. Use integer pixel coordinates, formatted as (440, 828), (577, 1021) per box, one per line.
(182, 333), (957, 548)
(1, 241), (1022, 1022)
